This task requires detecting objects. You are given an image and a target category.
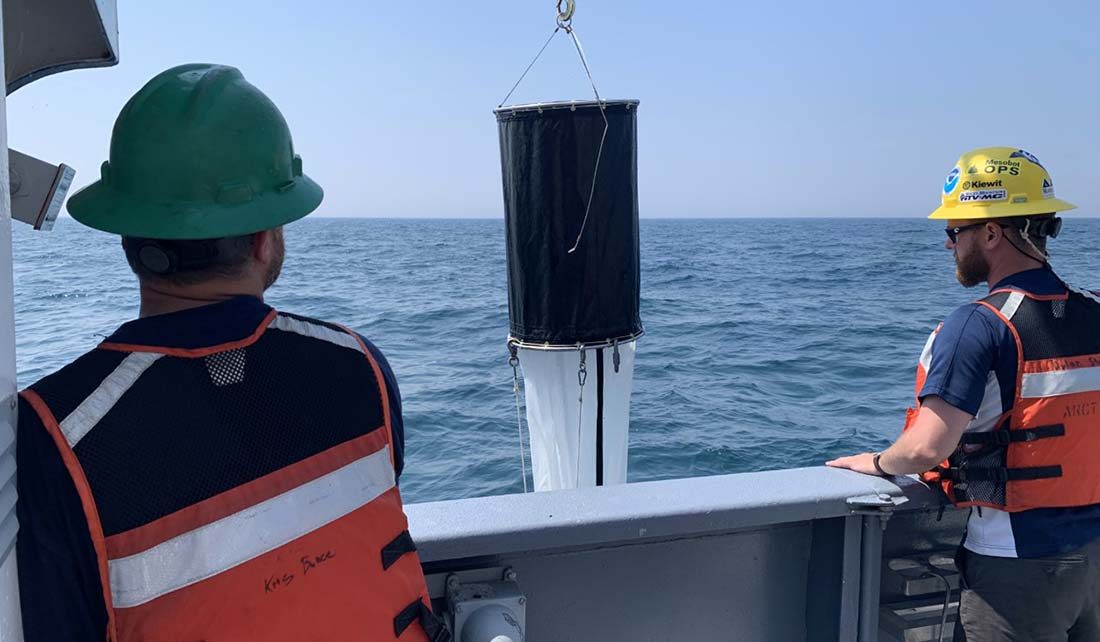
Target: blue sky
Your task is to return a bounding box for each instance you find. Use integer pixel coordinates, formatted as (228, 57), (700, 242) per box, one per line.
(8, 1), (1099, 218)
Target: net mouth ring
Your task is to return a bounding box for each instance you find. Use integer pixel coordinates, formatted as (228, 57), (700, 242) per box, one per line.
(556, 0), (575, 28)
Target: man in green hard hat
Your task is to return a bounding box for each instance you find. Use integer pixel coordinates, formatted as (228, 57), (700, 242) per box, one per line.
(15, 64), (449, 642)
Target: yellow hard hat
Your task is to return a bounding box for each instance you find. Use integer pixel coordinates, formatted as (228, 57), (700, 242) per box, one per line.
(929, 146), (1076, 220)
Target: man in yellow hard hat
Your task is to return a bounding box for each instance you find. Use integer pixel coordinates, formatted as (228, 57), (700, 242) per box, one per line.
(15, 64), (449, 642)
(829, 147), (1100, 640)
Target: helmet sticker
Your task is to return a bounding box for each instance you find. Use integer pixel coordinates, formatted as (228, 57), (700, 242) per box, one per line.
(944, 167), (961, 194)
(959, 189), (1008, 203)
(961, 179), (1002, 190)
(1009, 149), (1045, 168)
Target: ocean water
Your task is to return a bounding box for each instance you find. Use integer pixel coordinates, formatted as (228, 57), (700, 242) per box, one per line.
(12, 217), (1100, 503)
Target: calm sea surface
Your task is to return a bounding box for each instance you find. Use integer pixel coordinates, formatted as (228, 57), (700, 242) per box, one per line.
(13, 217), (1099, 503)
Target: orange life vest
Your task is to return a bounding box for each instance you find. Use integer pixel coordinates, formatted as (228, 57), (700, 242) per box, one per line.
(904, 286), (1100, 512)
(22, 310), (447, 642)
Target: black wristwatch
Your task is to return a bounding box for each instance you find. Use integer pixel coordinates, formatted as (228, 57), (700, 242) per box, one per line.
(872, 452), (889, 476)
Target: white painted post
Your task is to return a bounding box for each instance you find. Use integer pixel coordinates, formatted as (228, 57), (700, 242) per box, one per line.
(0, 5), (26, 638)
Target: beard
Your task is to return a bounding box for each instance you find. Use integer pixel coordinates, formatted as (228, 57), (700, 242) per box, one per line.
(263, 228), (285, 290)
(955, 244), (990, 288)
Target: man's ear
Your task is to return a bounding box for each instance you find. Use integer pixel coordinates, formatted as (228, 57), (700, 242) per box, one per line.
(252, 230), (272, 263)
(984, 222), (1004, 247)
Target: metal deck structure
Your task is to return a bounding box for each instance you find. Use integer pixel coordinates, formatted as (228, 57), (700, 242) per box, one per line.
(409, 468), (966, 641)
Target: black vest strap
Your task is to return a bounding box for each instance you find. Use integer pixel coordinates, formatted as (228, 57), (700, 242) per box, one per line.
(381, 530), (418, 570)
(959, 424), (1065, 446)
(394, 599), (452, 641)
(939, 465), (1063, 483)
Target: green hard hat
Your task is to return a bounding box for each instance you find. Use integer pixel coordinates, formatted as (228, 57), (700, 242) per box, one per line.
(67, 63), (323, 240)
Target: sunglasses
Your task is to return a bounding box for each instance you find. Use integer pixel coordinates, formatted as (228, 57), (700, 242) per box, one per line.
(945, 223), (983, 243)
(944, 223), (1010, 243)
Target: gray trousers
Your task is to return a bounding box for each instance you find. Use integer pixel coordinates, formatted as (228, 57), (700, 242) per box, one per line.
(954, 538), (1100, 641)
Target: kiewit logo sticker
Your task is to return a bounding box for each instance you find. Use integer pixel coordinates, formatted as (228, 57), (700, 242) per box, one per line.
(1043, 178), (1055, 198)
(1010, 149), (1044, 168)
(959, 189), (1008, 203)
(944, 168), (961, 194)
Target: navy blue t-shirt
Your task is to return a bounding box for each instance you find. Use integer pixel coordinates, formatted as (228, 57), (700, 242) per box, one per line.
(919, 267), (1100, 558)
(15, 297), (405, 642)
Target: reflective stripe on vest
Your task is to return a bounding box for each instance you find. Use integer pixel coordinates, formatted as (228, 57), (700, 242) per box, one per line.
(24, 311), (440, 642)
(908, 286), (1100, 512)
(1021, 364), (1100, 398)
(109, 443), (395, 608)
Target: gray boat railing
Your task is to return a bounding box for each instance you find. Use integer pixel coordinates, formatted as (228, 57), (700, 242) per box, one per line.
(407, 467), (967, 641)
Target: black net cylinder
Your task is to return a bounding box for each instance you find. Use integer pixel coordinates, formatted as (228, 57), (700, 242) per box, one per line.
(496, 100), (643, 348)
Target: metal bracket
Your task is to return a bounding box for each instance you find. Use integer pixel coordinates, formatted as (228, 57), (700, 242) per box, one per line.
(847, 493), (909, 524)
(446, 567), (527, 642)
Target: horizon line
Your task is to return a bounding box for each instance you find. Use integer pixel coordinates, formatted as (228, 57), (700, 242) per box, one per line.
(51, 214), (1100, 222)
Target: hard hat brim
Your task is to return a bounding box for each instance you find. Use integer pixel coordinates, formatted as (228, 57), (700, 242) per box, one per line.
(928, 198), (1077, 220)
(67, 175), (324, 239)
